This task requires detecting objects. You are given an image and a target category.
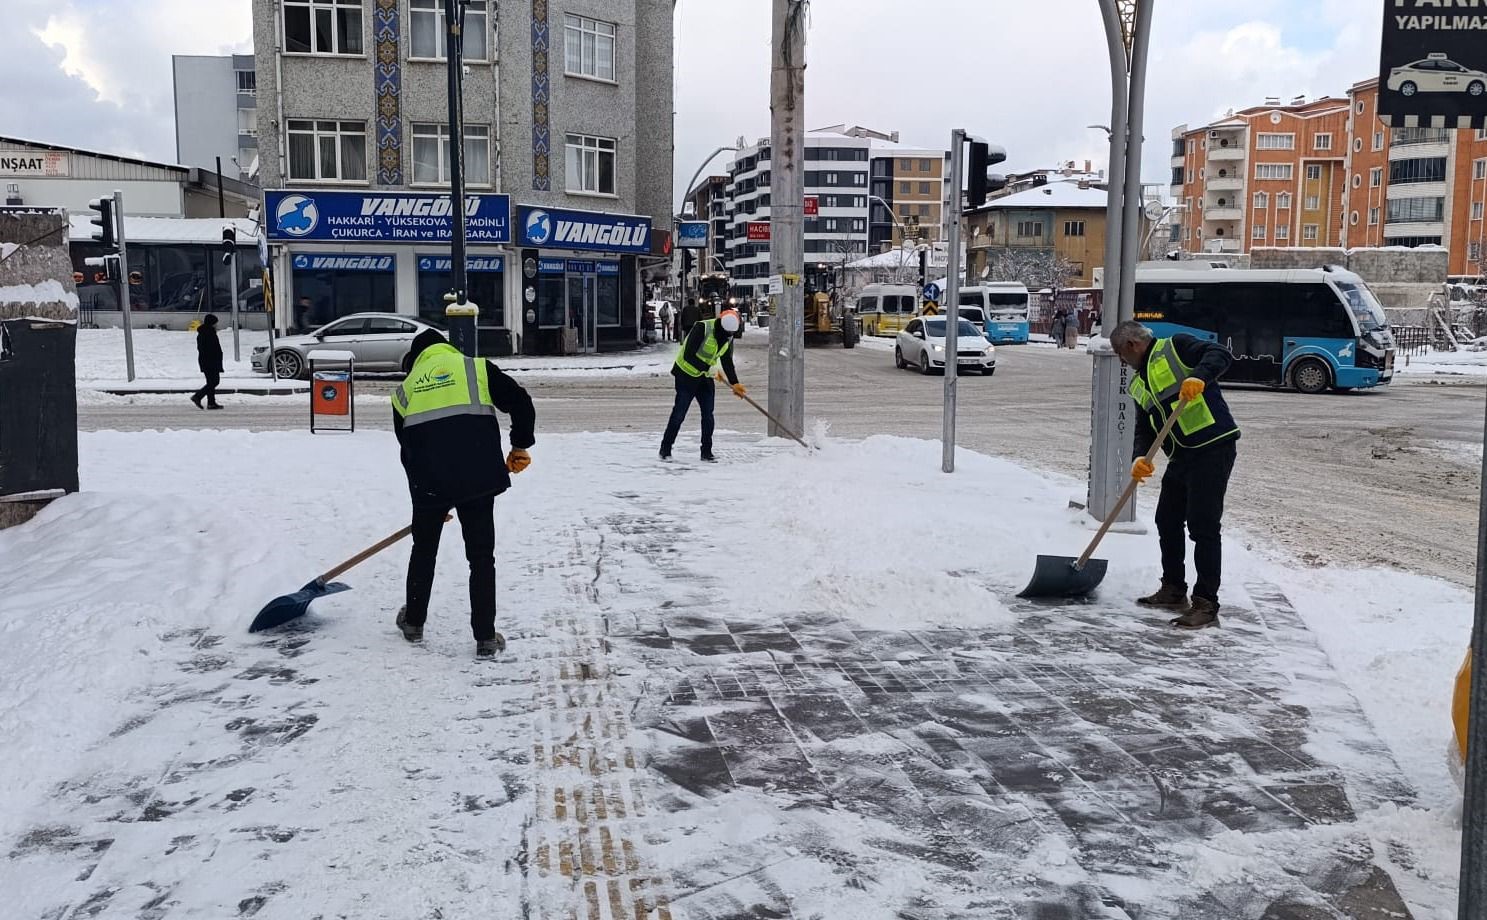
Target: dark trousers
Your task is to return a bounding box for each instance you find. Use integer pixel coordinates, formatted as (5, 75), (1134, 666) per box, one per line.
(405, 495), (498, 641)
(1155, 440), (1237, 602)
(192, 370), (220, 406)
(661, 374), (715, 453)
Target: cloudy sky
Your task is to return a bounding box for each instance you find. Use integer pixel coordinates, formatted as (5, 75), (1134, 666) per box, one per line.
(3, 0), (1381, 202)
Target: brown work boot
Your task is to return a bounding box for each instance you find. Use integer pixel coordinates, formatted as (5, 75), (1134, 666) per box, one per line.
(1137, 583), (1188, 609)
(1171, 597), (1220, 630)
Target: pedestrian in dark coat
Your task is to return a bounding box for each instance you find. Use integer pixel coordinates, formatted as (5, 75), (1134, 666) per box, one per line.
(678, 300), (702, 340)
(392, 328), (537, 657)
(191, 314), (224, 410)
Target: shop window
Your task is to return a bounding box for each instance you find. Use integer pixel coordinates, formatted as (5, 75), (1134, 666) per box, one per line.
(411, 0), (488, 60)
(292, 260), (396, 324)
(416, 260), (505, 326)
(597, 271), (621, 326)
(412, 123), (491, 186)
(288, 120), (367, 183)
(284, 0), (363, 55)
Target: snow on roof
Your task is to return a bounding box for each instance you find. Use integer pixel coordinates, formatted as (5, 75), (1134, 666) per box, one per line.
(846, 246), (949, 270)
(0, 135), (188, 174)
(68, 215), (260, 245)
(981, 181), (1110, 211)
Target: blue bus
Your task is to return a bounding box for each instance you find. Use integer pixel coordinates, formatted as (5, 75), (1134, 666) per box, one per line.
(959, 283), (1030, 344)
(1134, 266), (1395, 393)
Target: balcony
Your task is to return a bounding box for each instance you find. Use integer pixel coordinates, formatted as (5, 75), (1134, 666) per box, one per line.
(1383, 221), (1445, 239)
(1389, 141), (1450, 161)
(1387, 181), (1446, 201)
(1208, 146), (1247, 162)
(1204, 207), (1243, 221)
(1207, 176), (1243, 191)
(1201, 239), (1244, 254)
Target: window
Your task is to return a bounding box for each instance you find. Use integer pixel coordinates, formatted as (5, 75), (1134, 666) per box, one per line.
(1374, 130), (1384, 151)
(283, 0), (363, 55)
(1253, 224), (1266, 239)
(1256, 163), (1294, 181)
(1303, 224), (1319, 241)
(236, 70), (256, 94)
(565, 134), (616, 194)
(1276, 225), (1289, 240)
(1063, 220), (1085, 237)
(411, 0), (489, 60)
(1478, 128), (1487, 141)
(287, 120), (367, 182)
(917, 204), (930, 217)
(412, 123), (491, 186)
(1476, 159), (1487, 180)
(1474, 202), (1485, 221)
(1305, 195), (1320, 210)
(899, 181), (910, 194)
(1187, 139), (1194, 154)
(918, 181), (930, 195)
(1390, 156), (1448, 184)
(1257, 133), (1295, 150)
(1369, 207), (1380, 225)
(564, 14), (617, 81)
(1313, 133), (1332, 151)
(1353, 174), (1362, 189)
(237, 109), (257, 137)
(1277, 192), (1292, 209)
(1305, 165), (1322, 180)
(1184, 227), (1191, 241)
(920, 158), (932, 171)
(1254, 192), (1268, 209)
(1371, 167), (1383, 188)
(1016, 221), (1043, 238)
(1472, 241), (1484, 261)
(852, 218), (865, 232)
(1386, 197), (1445, 223)
(1350, 211), (1359, 226)
(1356, 100), (1366, 115)
(898, 158), (911, 170)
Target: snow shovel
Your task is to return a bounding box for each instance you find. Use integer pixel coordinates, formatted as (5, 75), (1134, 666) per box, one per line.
(716, 371), (812, 449)
(1017, 397), (1190, 599)
(248, 516), (450, 632)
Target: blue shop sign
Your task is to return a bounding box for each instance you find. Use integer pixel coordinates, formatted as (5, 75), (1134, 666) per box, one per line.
(417, 255), (505, 273)
(536, 258), (622, 275)
(597, 262), (620, 276)
(537, 258), (567, 275)
(677, 221), (709, 248)
(291, 253), (394, 272)
(265, 190), (511, 243)
(517, 205), (651, 254)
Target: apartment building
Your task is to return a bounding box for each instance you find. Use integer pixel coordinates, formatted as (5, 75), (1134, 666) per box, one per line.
(173, 55), (259, 180)
(1171, 96), (1350, 255)
(253, 0), (674, 354)
(684, 174), (729, 277)
(868, 145), (950, 251)
(964, 179), (1117, 287)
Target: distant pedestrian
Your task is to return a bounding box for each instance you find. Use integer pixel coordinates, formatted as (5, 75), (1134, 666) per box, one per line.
(658, 301), (674, 342)
(191, 314), (224, 410)
(678, 299), (702, 340)
(1049, 306), (1068, 347)
(294, 295), (312, 333)
(1064, 317), (1079, 349)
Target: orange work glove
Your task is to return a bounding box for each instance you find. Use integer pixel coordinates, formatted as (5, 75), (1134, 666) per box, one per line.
(506, 449), (531, 474)
(1131, 457), (1155, 483)
(1179, 378), (1206, 401)
(731, 382), (747, 398)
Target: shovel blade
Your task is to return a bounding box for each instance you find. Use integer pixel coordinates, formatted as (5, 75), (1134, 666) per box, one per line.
(1017, 556), (1109, 599)
(247, 578), (351, 633)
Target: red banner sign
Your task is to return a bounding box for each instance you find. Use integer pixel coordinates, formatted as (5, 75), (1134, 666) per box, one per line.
(804, 196), (819, 216)
(747, 221), (771, 241)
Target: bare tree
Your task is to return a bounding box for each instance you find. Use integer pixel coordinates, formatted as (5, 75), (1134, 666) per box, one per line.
(981, 247), (1078, 291)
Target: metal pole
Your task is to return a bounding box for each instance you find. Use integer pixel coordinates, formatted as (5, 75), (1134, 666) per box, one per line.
(229, 248), (241, 362)
(680, 146), (737, 215)
(1096, 0), (1129, 333)
(113, 189), (135, 382)
(215, 157), (226, 219)
(443, 0), (476, 355)
(942, 129), (966, 474)
(1118, 0), (1156, 325)
(768, 0), (806, 439)
(1460, 391), (1487, 916)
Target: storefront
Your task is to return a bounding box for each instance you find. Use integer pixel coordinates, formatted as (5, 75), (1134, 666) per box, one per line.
(289, 252), (396, 325)
(416, 254), (504, 327)
(514, 205), (649, 355)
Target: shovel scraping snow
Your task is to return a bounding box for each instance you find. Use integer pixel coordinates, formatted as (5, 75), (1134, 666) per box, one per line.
(1017, 397), (1190, 599)
(248, 516), (449, 632)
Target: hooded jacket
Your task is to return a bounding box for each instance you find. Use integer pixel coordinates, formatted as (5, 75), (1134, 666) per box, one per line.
(196, 321), (223, 374)
(393, 328), (536, 508)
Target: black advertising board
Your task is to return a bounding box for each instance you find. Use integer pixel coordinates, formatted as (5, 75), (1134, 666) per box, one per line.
(1378, 2), (1487, 127)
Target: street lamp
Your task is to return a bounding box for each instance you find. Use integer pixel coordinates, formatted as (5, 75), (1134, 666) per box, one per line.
(679, 145), (739, 214)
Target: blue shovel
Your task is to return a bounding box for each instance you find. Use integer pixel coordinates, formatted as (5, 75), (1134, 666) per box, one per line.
(248, 516), (449, 632)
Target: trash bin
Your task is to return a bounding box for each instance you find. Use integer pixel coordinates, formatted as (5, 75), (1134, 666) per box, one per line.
(309, 350), (356, 433)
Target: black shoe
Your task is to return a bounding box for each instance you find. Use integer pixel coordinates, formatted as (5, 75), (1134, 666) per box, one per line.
(1171, 597), (1220, 630)
(395, 606), (423, 642)
(206, 404), (224, 410)
(659, 446), (672, 460)
(475, 634), (506, 658)
(190, 394), (203, 409)
(1137, 584), (1188, 609)
(700, 450), (717, 463)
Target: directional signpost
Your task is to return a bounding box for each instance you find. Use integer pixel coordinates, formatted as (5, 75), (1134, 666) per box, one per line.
(1379, 6), (1487, 917)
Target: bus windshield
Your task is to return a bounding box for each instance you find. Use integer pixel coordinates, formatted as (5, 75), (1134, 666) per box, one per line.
(987, 292), (1029, 318)
(925, 319), (981, 338)
(1334, 281), (1388, 332)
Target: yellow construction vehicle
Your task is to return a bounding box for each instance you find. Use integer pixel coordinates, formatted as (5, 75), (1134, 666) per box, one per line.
(804, 263), (857, 348)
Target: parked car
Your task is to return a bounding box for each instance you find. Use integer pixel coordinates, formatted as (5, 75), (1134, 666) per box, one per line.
(1387, 54), (1487, 97)
(895, 316), (996, 376)
(252, 313), (438, 379)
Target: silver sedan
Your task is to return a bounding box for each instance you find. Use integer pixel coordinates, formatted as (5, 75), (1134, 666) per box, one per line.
(252, 313), (437, 379)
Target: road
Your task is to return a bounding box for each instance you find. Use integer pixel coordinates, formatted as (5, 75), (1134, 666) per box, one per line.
(78, 335), (1486, 587)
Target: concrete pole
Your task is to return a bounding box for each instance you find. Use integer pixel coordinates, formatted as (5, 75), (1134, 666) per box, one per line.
(1117, 0), (1156, 324)
(768, 0), (806, 438)
(942, 130), (966, 474)
(1461, 387), (1487, 917)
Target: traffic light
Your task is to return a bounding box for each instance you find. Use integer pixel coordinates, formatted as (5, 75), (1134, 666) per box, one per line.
(88, 197), (115, 249)
(221, 227), (237, 266)
(966, 141), (1008, 209)
(682, 247), (694, 277)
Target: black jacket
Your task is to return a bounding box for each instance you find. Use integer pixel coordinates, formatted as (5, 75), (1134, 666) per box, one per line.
(672, 320), (738, 386)
(1132, 333), (1240, 459)
(393, 330), (536, 509)
(196, 325), (223, 374)
(678, 303), (702, 333)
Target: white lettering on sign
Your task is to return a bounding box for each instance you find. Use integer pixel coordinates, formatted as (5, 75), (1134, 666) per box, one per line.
(1395, 13), (1487, 27)
(551, 219), (647, 248)
(306, 255), (393, 270)
(359, 197), (483, 218)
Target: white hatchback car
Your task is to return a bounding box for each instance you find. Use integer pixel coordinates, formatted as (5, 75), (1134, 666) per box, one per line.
(895, 316), (996, 376)
(1387, 55), (1487, 98)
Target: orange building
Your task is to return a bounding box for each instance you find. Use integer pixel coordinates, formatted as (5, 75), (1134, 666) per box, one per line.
(1173, 83), (1487, 277)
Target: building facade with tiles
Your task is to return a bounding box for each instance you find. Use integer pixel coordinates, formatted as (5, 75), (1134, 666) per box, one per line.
(253, 0), (673, 354)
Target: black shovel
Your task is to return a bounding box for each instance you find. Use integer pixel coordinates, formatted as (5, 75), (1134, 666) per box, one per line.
(1018, 397), (1190, 599)
(248, 516), (449, 632)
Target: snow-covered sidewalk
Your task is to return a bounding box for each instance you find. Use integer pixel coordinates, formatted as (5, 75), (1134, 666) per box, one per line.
(0, 430), (1466, 918)
(1395, 347), (1487, 378)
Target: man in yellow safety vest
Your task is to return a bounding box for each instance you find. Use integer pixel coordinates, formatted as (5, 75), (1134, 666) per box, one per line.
(661, 308), (745, 462)
(1111, 320), (1241, 629)
(392, 329), (536, 657)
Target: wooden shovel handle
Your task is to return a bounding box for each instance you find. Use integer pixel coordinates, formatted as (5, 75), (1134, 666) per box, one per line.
(1075, 397), (1190, 568)
(716, 372), (810, 449)
(318, 513), (453, 583)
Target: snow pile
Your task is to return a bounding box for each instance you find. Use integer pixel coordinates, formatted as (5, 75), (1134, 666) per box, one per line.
(1, 242), (19, 261)
(1396, 348), (1487, 377)
(0, 278), (80, 311)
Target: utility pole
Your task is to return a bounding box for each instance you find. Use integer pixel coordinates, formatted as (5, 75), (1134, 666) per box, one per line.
(768, 0), (806, 439)
(942, 129), (967, 473)
(114, 189), (135, 383)
(443, 0), (477, 356)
